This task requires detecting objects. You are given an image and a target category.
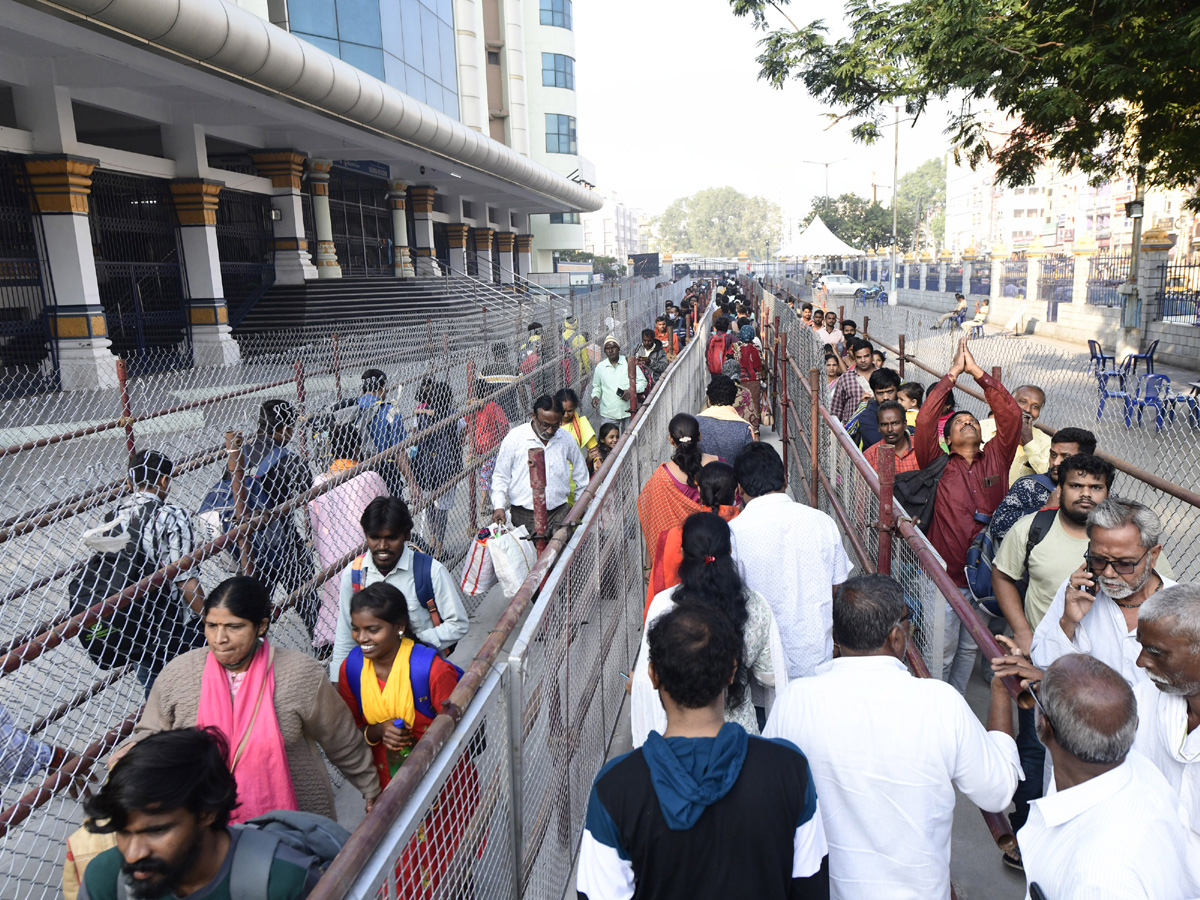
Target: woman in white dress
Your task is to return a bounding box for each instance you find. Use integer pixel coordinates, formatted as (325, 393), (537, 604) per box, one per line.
(631, 511), (788, 747)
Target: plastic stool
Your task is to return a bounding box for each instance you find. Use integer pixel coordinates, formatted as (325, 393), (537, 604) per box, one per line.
(969, 324), (984, 338)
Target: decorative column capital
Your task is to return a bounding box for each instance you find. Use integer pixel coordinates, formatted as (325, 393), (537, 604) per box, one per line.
(1025, 238), (1047, 259)
(990, 243), (1009, 260)
(24, 155), (98, 214)
(515, 233), (534, 253)
(387, 179), (408, 209)
(496, 231), (516, 252)
(250, 150), (307, 190)
(307, 158), (333, 196)
(409, 185), (438, 214)
(169, 179), (224, 226)
(447, 224), (469, 248)
(473, 228), (495, 250)
(1141, 224), (1177, 252)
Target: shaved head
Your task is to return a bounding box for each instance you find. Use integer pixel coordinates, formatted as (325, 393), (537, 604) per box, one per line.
(1039, 654), (1137, 765)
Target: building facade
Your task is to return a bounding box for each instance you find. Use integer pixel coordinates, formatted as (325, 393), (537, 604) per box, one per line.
(0, 0), (600, 394)
(582, 190), (646, 262)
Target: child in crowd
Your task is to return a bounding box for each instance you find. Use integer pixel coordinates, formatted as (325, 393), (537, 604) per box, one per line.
(594, 423), (620, 469)
(898, 382), (924, 430)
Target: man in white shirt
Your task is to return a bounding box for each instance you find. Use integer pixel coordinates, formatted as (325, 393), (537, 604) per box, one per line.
(1032, 497), (1175, 688)
(1019, 653), (1199, 900)
(729, 443), (852, 679)
(1133, 582), (1200, 855)
(491, 393), (589, 535)
(589, 336), (646, 432)
(765, 574), (1021, 900)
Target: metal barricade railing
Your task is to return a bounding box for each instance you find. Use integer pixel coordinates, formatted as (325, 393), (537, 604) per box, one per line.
(0, 273), (694, 900)
(310, 287), (712, 900)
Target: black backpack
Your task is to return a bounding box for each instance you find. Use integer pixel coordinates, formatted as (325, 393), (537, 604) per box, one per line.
(68, 500), (200, 671)
(892, 452), (950, 533)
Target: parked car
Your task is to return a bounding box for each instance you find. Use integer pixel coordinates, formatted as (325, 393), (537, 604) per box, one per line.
(817, 274), (868, 296)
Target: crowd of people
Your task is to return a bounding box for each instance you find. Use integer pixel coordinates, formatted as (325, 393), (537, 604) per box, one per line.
(34, 271), (1200, 900)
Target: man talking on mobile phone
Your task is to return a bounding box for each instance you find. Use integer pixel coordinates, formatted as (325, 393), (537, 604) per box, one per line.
(1032, 497), (1175, 689)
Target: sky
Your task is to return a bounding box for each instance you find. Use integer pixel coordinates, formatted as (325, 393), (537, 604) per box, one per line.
(572, 0), (954, 243)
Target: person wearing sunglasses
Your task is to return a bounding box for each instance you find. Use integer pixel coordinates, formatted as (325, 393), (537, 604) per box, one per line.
(1032, 497), (1176, 689)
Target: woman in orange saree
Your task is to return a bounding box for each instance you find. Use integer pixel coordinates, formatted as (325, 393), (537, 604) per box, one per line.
(635, 413), (718, 560)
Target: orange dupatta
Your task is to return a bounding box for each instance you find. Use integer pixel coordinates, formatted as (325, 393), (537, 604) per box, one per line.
(636, 464), (705, 560)
(644, 505), (740, 621)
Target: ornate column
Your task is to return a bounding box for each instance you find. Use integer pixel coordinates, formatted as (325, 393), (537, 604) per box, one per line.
(1071, 234), (1098, 306)
(1130, 224), (1176, 350)
(24, 155), (119, 391)
(250, 150), (316, 284)
(961, 248), (976, 297)
(903, 251), (914, 292)
(496, 232), (516, 284)
(447, 223), (469, 273)
(938, 249), (951, 293)
(474, 228), (495, 282)
(169, 179), (240, 366)
(920, 250), (934, 292)
(408, 185), (440, 276)
(989, 243), (1006, 306)
(516, 233), (534, 276)
(387, 180), (415, 277)
(307, 158), (341, 279)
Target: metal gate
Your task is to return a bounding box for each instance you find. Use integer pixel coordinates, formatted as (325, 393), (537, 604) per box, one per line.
(217, 188), (275, 328)
(0, 154), (57, 397)
(328, 169), (392, 276)
(89, 171), (191, 373)
(1037, 254), (1074, 322)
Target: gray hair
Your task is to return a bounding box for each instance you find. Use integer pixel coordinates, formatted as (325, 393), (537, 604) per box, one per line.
(1140, 583), (1200, 651)
(832, 575), (906, 651)
(1041, 654), (1138, 765)
(1086, 496), (1162, 548)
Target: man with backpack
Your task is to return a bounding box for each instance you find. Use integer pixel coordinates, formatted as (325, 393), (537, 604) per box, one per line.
(705, 316), (737, 376)
(72, 450), (205, 694)
(78, 728), (337, 900)
(352, 368), (409, 499)
(988, 427), (1097, 547)
(989, 454), (1115, 866)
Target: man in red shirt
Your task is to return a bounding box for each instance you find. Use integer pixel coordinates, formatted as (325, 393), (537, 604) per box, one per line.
(863, 401), (920, 474)
(915, 337), (1021, 693)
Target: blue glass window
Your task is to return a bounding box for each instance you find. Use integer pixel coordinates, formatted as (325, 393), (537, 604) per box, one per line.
(545, 114), (577, 154)
(549, 212), (580, 224)
(539, 0), (572, 29)
(336, 0), (383, 45)
(541, 53), (575, 89)
(290, 0), (338, 38)
(339, 42), (385, 80)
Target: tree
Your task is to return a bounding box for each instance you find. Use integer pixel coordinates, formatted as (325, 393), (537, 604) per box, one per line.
(558, 250), (622, 282)
(894, 157), (946, 251)
(728, 0), (1200, 195)
(805, 194), (894, 250)
(649, 187), (782, 257)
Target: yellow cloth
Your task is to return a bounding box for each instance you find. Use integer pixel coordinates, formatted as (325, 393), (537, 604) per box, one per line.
(979, 417), (1052, 484)
(905, 409), (919, 429)
(564, 413), (596, 503)
(359, 637), (417, 728)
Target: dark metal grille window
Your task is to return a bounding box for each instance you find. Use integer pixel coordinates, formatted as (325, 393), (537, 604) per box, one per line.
(969, 264), (991, 296)
(1037, 254), (1074, 322)
(546, 114), (577, 154)
(907, 265), (920, 289)
(924, 266), (939, 291)
(539, 0), (572, 29)
(549, 212), (580, 224)
(217, 189), (275, 328)
(327, 169), (392, 277)
(0, 154), (56, 397)
(1086, 254), (1130, 308)
(542, 53), (575, 89)
(944, 263), (963, 294)
(1001, 259), (1027, 298)
(1157, 261), (1200, 323)
(89, 170), (191, 374)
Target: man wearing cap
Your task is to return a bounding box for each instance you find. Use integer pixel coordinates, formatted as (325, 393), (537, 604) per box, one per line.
(590, 336), (646, 433)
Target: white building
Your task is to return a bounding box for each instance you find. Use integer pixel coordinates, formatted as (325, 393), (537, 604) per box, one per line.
(582, 190), (646, 261)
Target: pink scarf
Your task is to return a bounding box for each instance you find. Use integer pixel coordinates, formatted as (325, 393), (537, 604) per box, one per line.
(195, 641), (298, 822)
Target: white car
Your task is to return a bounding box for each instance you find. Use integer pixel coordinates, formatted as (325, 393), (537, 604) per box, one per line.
(816, 274), (868, 296)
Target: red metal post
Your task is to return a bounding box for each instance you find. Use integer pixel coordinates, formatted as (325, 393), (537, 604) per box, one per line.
(839, 304), (845, 324)
(898, 334), (906, 379)
(116, 359), (135, 457)
(808, 367), (820, 508)
(876, 442), (895, 575)
(863, 314), (871, 335)
(528, 447), (549, 553)
(331, 333), (342, 402)
(626, 355), (639, 414)
(778, 332), (790, 485)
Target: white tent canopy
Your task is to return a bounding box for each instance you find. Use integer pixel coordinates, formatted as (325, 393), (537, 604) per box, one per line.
(778, 214), (865, 257)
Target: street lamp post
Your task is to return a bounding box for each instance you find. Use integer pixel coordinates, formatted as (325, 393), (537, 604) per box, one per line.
(801, 158), (848, 200)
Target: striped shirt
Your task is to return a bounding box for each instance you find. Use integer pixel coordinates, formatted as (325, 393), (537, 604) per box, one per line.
(108, 492), (198, 595)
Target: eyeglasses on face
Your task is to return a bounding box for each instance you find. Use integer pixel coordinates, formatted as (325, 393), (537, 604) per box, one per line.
(1084, 546), (1149, 575)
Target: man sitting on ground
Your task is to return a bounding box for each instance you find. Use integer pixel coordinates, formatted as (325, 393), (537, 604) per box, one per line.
(578, 605), (830, 900)
(989, 427), (1096, 546)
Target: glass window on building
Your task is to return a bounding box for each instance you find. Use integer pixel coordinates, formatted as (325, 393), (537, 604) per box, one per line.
(549, 212), (580, 224)
(545, 114), (577, 154)
(540, 0), (573, 29)
(541, 53), (575, 89)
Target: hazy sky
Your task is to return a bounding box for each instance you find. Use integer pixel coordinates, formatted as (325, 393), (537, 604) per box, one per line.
(573, 0), (953, 239)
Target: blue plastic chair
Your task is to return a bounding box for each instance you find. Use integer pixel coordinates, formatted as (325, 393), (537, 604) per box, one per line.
(1096, 370), (1133, 425)
(1131, 374), (1173, 431)
(1169, 388), (1200, 428)
(1121, 339), (1159, 378)
(969, 323), (984, 339)
(1087, 340), (1114, 376)
(948, 309), (968, 331)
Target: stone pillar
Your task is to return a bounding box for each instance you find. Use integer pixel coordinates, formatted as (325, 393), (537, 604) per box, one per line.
(169, 179), (240, 367)
(1071, 234), (1098, 306)
(496, 232), (516, 284)
(516, 233), (534, 276)
(903, 252), (914, 291)
(1125, 224), (1176, 356)
(1025, 239), (1045, 310)
(474, 228), (495, 282)
(447, 223), (469, 273)
(918, 259), (929, 293)
(250, 150), (316, 284)
(24, 155), (120, 391)
(408, 185), (440, 276)
(989, 244), (1006, 306)
(387, 180), (415, 277)
(938, 249), (951, 293)
(961, 249), (975, 297)
(306, 158), (341, 279)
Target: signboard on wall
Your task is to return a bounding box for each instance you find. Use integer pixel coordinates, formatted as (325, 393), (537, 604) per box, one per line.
(335, 160), (391, 180)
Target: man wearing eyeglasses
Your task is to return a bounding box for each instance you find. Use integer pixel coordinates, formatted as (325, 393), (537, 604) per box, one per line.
(1031, 497), (1177, 688)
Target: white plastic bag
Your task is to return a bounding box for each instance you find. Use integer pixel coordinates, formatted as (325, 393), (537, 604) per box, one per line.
(459, 527), (499, 596)
(490, 525), (538, 598)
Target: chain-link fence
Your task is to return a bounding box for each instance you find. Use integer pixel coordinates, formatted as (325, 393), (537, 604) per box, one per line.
(837, 296), (1200, 583)
(318, 286), (714, 900)
(0, 272), (694, 900)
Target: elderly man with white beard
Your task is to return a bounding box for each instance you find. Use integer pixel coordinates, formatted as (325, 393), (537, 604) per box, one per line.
(1032, 497), (1175, 688)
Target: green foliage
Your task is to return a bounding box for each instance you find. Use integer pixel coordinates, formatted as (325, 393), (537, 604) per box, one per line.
(894, 157), (946, 249)
(558, 250), (623, 281)
(729, 0), (1200, 193)
(650, 186), (783, 257)
(805, 194), (894, 250)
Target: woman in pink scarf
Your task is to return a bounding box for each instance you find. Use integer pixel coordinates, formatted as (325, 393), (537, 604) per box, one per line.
(121, 577), (379, 821)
